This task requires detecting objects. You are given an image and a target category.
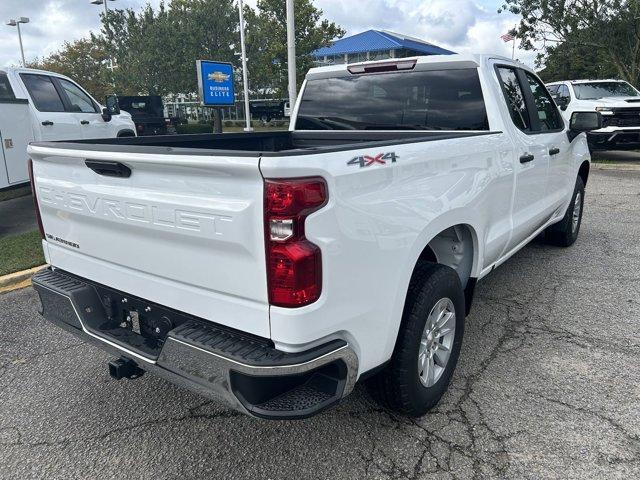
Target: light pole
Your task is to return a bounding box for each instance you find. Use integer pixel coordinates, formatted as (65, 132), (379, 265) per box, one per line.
(91, 0), (116, 71)
(238, 0), (253, 132)
(286, 0), (297, 108)
(5, 17), (29, 66)
(90, 0), (114, 18)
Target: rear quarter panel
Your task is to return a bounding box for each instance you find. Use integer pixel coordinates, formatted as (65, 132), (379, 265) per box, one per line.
(261, 133), (514, 374)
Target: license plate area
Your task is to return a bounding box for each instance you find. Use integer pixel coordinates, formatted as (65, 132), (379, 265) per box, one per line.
(75, 281), (194, 359)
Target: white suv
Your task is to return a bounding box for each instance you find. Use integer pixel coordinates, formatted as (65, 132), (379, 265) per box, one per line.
(547, 79), (640, 150)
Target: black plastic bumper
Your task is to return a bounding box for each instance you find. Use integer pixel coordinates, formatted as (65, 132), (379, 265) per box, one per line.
(588, 130), (640, 150)
(32, 268), (358, 419)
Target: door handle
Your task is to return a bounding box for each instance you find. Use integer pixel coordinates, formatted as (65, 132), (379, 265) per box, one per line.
(80, 120), (90, 125)
(519, 153), (535, 164)
(549, 147), (560, 156)
(85, 160), (131, 178)
(41, 121), (54, 126)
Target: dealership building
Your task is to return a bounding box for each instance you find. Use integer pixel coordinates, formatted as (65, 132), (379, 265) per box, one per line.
(312, 29), (454, 66)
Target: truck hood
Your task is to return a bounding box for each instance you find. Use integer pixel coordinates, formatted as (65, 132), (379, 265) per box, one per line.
(583, 96), (640, 107)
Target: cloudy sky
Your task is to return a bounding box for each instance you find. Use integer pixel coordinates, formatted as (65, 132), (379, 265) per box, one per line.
(0, 0), (527, 69)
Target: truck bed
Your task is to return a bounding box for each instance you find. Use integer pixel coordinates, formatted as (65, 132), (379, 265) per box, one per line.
(31, 130), (498, 157)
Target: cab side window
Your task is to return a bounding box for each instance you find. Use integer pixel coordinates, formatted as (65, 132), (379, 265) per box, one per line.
(0, 74), (16, 101)
(20, 74), (65, 112)
(558, 84), (571, 103)
(524, 72), (563, 131)
(57, 78), (99, 113)
(497, 67), (530, 131)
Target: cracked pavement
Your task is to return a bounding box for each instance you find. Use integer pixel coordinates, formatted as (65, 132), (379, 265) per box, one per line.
(0, 168), (639, 479)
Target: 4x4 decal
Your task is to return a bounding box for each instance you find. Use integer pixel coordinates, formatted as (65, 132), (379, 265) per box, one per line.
(347, 152), (399, 168)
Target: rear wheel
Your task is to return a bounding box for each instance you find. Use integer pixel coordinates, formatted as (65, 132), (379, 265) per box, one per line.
(545, 176), (585, 247)
(367, 263), (465, 416)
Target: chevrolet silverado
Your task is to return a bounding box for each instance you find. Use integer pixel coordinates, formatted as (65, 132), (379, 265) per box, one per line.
(27, 55), (601, 419)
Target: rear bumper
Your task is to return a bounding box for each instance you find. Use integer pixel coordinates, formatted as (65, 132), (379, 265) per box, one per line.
(32, 268), (358, 419)
(587, 129), (640, 150)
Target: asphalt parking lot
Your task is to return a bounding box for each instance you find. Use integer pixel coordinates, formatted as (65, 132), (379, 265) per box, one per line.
(0, 168), (639, 480)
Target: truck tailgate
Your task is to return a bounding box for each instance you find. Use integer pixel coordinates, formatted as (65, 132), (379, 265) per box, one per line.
(28, 145), (269, 338)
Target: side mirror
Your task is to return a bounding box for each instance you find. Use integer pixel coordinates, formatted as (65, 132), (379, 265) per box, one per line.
(568, 111), (602, 142)
(554, 95), (569, 110)
(103, 95), (120, 121)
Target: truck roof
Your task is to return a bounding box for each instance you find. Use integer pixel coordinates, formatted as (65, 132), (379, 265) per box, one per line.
(547, 79), (626, 85)
(305, 54), (527, 80)
(3, 66), (77, 82)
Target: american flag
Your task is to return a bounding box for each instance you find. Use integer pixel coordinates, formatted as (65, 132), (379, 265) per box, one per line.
(501, 32), (515, 42)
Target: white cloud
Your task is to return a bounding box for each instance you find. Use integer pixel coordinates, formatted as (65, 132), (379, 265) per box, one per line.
(0, 0), (535, 70)
(315, 0), (535, 66)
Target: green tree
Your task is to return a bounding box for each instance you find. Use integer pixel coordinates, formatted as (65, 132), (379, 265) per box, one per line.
(31, 0), (343, 100)
(27, 38), (112, 100)
(537, 41), (618, 83)
(95, 0), (239, 96)
(246, 0), (344, 97)
(164, 0), (240, 94)
(500, 0), (640, 85)
(94, 2), (176, 95)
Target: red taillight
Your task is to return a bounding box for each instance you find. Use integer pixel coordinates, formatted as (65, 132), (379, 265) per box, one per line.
(27, 159), (45, 240)
(265, 177), (327, 307)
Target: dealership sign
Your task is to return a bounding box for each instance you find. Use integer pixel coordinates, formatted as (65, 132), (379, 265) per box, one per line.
(196, 60), (235, 107)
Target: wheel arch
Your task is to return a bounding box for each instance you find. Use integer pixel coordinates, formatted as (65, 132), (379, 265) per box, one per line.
(117, 129), (136, 138)
(382, 218), (482, 363)
(578, 160), (590, 186)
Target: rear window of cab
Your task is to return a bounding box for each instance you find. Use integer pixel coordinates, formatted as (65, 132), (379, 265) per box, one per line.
(296, 68), (489, 131)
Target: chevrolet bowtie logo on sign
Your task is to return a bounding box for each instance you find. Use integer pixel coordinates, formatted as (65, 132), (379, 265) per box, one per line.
(208, 71), (231, 83)
(347, 152), (399, 168)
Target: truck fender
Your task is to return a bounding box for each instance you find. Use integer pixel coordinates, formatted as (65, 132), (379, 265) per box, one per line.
(382, 211), (482, 361)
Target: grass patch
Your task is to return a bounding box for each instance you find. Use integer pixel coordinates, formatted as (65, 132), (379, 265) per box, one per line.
(0, 185), (31, 202)
(0, 229), (45, 276)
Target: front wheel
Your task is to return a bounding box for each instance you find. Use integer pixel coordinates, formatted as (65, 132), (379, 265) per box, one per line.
(367, 263), (465, 416)
(545, 176), (585, 247)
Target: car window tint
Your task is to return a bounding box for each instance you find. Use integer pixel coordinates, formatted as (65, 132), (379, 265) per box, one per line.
(497, 67), (529, 131)
(558, 84), (570, 99)
(0, 74), (16, 101)
(524, 72), (562, 131)
(547, 85), (559, 95)
(57, 78), (98, 113)
(296, 68), (489, 131)
(20, 74), (65, 112)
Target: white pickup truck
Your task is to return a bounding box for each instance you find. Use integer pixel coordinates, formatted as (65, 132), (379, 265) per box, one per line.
(0, 67), (135, 191)
(28, 55), (601, 419)
(546, 79), (640, 150)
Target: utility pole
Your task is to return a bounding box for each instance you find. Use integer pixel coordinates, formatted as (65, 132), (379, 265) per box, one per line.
(5, 18), (29, 66)
(238, 0), (253, 132)
(286, 0), (297, 108)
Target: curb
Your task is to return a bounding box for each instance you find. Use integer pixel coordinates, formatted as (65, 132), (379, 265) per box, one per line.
(0, 265), (47, 294)
(592, 162), (640, 171)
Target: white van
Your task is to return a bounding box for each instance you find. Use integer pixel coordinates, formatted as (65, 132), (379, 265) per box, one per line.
(0, 68), (135, 190)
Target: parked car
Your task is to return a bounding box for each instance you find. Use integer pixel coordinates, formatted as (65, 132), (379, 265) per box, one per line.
(0, 67), (135, 191)
(28, 54), (600, 419)
(117, 95), (176, 136)
(249, 99), (287, 123)
(547, 79), (640, 150)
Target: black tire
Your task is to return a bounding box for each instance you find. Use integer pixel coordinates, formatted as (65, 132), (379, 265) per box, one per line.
(366, 263), (465, 416)
(545, 176), (585, 247)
